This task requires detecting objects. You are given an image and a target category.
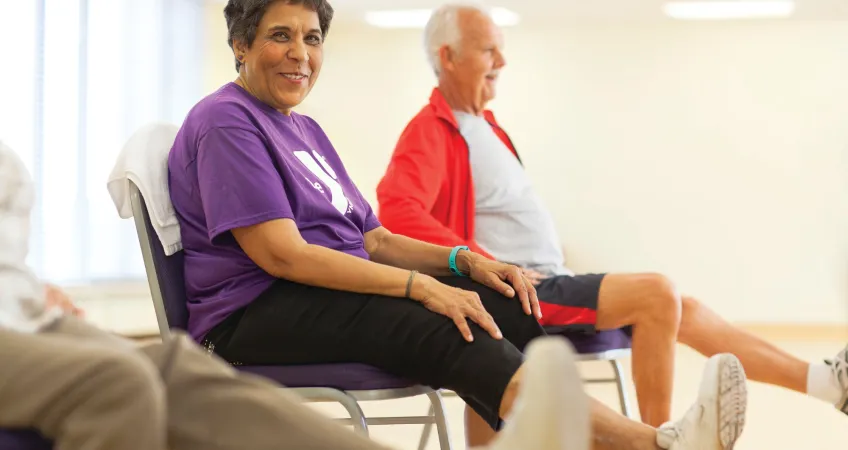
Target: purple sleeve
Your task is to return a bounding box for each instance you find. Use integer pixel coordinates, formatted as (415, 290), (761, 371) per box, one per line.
(197, 127), (294, 242)
(349, 181), (381, 233)
(362, 201), (382, 233)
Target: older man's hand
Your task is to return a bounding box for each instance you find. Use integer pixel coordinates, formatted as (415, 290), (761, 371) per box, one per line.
(465, 256), (542, 320)
(520, 268), (547, 286)
(45, 284), (85, 318)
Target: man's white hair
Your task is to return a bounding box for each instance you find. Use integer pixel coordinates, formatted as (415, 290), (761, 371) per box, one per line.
(424, 2), (492, 76)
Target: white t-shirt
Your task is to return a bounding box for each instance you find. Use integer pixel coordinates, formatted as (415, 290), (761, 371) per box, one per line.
(0, 141), (58, 332)
(454, 112), (568, 276)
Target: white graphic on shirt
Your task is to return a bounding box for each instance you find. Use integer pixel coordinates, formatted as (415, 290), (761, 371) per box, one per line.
(294, 150), (350, 215)
(304, 176), (325, 194)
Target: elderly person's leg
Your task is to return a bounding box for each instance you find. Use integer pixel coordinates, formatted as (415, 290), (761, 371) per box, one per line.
(204, 278), (747, 450)
(0, 317), (167, 450)
(139, 332), (395, 450)
(677, 294), (840, 402)
(677, 293), (807, 390)
(535, 273), (680, 427)
(592, 274), (681, 427)
(204, 277), (544, 448)
(596, 273), (846, 413)
(146, 332), (594, 450)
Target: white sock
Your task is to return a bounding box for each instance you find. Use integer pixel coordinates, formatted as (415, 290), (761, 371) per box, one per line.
(807, 362), (842, 405)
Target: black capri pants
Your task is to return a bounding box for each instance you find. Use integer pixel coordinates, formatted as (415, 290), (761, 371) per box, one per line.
(203, 276), (546, 429)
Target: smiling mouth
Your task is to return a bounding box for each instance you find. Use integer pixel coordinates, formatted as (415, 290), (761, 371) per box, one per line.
(281, 73), (308, 80)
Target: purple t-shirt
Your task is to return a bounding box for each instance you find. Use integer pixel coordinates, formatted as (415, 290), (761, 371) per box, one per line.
(168, 83), (381, 341)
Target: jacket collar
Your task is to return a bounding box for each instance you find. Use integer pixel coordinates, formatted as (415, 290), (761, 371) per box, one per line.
(428, 87), (500, 130)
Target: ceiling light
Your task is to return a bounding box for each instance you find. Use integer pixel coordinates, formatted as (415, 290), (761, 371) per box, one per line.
(663, 1), (795, 20)
(364, 7), (520, 29)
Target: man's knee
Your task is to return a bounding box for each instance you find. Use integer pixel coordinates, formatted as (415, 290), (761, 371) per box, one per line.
(85, 349), (165, 415)
(634, 273), (682, 326)
(679, 295), (705, 329)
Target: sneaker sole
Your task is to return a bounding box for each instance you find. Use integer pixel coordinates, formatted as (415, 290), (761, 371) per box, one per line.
(717, 354), (748, 449)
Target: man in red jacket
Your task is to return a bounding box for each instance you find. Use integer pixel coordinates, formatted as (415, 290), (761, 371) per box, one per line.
(377, 2), (847, 444)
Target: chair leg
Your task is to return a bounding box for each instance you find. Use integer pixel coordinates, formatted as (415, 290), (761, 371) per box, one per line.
(417, 403), (436, 450)
(336, 392), (370, 436)
(610, 359), (633, 418)
(427, 391), (453, 450)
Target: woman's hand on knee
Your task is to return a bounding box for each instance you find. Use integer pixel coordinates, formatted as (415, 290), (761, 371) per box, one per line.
(409, 275), (502, 343)
(468, 260), (542, 321)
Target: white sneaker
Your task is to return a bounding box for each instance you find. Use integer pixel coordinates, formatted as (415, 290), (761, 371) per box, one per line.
(825, 345), (848, 414)
(656, 354), (748, 450)
(487, 336), (590, 450)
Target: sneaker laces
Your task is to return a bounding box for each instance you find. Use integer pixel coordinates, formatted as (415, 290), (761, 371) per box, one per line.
(825, 345), (848, 391)
(826, 345), (848, 413)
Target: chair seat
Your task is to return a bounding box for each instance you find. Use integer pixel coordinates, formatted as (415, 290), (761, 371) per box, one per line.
(240, 363), (417, 391)
(548, 328), (632, 355)
(0, 429), (52, 450)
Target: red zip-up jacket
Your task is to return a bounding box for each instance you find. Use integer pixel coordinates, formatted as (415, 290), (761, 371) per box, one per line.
(377, 88), (520, 259)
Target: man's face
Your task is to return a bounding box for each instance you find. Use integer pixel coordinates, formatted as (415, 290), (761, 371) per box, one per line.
(442, 10), (506, 111)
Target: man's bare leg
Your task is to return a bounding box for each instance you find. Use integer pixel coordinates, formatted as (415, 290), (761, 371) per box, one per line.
(590, 400), (660, 450)
(596, 272), (846, 412)
(595, 273), (682, 426)
(471, 396), (661, 450)
(678, 295), (808, 391)
(473, 336), (747, 450)
(487, 340), (665, 450)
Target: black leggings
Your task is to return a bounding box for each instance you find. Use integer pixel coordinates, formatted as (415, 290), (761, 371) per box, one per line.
(204, 276), (546, 429)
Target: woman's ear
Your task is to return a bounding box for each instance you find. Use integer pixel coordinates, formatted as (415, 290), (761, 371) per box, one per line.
(233, 39), (248, 62)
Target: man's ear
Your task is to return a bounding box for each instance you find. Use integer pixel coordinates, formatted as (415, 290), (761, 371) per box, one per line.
(438, 45), (455, 72)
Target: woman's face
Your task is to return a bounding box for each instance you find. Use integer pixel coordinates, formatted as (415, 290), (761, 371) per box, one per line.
(234, 1), (323, 114)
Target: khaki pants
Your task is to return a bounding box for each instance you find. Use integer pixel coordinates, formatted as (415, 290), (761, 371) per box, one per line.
(0, 316), (392, 450)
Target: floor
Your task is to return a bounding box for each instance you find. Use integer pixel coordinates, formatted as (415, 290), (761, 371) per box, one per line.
(308, 340), (848, 449)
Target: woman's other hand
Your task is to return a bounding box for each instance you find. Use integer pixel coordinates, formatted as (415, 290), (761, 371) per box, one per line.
(467, 258), (542, 321)
(409, 274), (502, 343)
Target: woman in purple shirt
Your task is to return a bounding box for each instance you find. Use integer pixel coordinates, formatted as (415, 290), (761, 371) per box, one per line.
(168, 0), (544, 441)
(168, 1), (750, 448)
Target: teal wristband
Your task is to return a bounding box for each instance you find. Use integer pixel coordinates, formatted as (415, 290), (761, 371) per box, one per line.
(449, 246), (470, 277)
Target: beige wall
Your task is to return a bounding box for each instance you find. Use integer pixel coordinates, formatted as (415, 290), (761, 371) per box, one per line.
(203, 9), (848, 324)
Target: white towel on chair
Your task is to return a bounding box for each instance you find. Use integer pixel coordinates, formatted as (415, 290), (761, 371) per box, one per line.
(107, 123), (182, 255)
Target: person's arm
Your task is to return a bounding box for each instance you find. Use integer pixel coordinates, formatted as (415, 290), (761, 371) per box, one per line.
(376, 120), (495, 259)
(363, 226), (541, 319)
(364, 226), (476, 277)
(233, 219), (418, 298)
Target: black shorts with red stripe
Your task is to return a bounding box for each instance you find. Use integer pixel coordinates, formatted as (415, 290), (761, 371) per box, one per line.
(535, 273), (633, 337)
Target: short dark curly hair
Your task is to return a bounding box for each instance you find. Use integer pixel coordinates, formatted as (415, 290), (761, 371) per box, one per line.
(224, 0), (334, 72)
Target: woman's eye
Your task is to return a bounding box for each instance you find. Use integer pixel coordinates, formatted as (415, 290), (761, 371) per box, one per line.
(306, 35), (321, 44)
(272, 32), (288, 40)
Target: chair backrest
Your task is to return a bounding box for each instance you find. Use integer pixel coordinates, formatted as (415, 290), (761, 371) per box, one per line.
(128, 181), (188, 338)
